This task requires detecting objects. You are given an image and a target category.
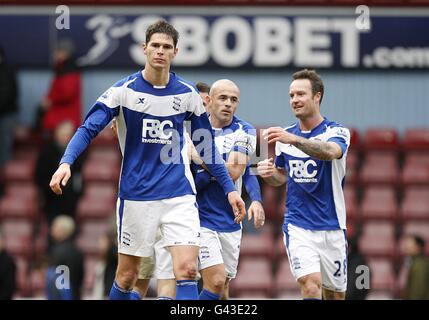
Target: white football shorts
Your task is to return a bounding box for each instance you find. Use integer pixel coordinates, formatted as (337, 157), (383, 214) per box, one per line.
(116, 194), (200, 258)
(283, 223), (348, 292)
(198, 227), (242, 279)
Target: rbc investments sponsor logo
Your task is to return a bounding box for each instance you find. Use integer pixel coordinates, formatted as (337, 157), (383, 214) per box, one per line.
(289, 159), (318, 183)
(142, 119), (174, 144)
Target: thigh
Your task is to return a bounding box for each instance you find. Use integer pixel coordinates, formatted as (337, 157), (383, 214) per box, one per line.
(116, 198), (161, 257)
(154, 236), (175, 280)
(284, 223), (322, 281)
(218, 229), (242, 279)
(160, 195), (200, 247)
(319, 229), (348, 293)
(198, 227), (224, 272)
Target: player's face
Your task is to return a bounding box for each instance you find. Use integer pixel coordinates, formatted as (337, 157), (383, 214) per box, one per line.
(208, 84), (240, 125)
(289, 79), (321, 120)
(143, 33), (178, 70)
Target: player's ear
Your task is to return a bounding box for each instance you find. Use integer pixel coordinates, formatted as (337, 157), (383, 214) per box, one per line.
(173, 47), (178, 58)
(142, 43), (147, 55)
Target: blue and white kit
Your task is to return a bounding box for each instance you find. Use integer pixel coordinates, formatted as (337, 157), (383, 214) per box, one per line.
(60, 71), (235, 257)
(275, 118), (350, 291)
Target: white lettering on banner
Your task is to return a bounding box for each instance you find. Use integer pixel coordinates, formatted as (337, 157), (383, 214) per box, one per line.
(211, 16), (253, 67)
(295, 19), (332, 67)
(364, 47), (429, 68)
(253, 17), (293, 66)
(78, 15), (369, 68)
(171, 16), (209, 66)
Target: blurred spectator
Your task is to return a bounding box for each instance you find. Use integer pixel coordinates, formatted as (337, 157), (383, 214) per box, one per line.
(0, 45), (18, 194)
(35, 39), (81, 136)
(35, 120), (85, 226)
(401, 234), (429, 300)
(92, 229), (118, 299)
(46, 215), (84, 300)
(0, 227), (17, 299)
(346, 236), (370, 300)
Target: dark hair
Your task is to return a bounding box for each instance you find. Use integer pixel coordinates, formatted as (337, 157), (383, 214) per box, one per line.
(195, 82), (210, 94)
(412, 235), (426, 251)
(292, 69), (324, 105)
(145, 20), (179, 48)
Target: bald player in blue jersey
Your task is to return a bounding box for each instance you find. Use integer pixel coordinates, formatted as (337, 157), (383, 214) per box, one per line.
(49, 20), (246, 300)
(258, 69), (350, 300)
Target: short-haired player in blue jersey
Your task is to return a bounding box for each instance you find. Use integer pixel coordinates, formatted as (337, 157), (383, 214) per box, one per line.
(49, 20), (246, 300)
(191, 79), (265, 300)
(257, 69), (350, 300)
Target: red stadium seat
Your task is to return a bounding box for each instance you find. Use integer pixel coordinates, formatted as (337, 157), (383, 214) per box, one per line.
(76, 184), (116, 221)
(401, 156), (429, 186)
(403, 128), (429, 152)
(367, 258), (395, 292)
(360, 153), (399, 186)
(348, 127), (361, 151)
(344, 185), (359, 221)
(240, 232), (275, 259)
(274, 258), (300, 296)
(82, 159), (120, 184)
(30, 268), (46, 297)
(2, 158), (36, 182)
(4, 182), (38, 201)
(83, 257), (99, 293)
(0, 194), (37, 221)
(345, 150), (359, 185)
(91, 127), (117, 147)
(358, 221), (396, 258)
(231, 258), (274, 297)
(362, 128), (400, 151)
(399, 186), (429, 221)
(76, 220), (112, 256)
(3, 234), (33, 258)
(87, 146), (121, 165)
(14, 257), (31, 297)
(360, 186), (398, 221)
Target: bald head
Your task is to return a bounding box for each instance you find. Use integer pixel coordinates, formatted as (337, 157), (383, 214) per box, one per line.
(209, 79), (240, 97)
(207, 79), (240, 128)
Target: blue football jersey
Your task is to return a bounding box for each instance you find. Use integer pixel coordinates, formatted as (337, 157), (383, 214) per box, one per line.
(60, 71), (235, 201)
(275, 118), (350, 231)
(197, 116), (257, 232)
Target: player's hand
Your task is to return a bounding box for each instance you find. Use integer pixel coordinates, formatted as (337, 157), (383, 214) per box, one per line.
(248, 201), (265, 228)
(227, 191), (246, 224)
(263, 127), (297, 145)
(110, 119), (118, 138)
(257, 158), (275, 178)
(49, 163), (71, 195)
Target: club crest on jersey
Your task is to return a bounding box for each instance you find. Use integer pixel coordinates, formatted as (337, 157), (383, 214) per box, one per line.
(172, 96), (182, 112)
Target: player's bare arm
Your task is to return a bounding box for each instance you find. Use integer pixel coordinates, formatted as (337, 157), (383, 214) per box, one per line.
(264, 127), (342, 161)
(225, 151), (248, 181)
(257, 157), (287, 186)
(49, 163), (71, 195)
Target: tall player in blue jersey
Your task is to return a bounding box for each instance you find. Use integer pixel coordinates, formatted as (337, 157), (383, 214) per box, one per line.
(257, 69), (350, 300)
(49, 20), (246, 300)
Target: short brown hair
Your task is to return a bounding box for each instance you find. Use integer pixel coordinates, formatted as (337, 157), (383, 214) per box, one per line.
(195, 82), (210, 94)
(145, 20), (179, 47)
(292, 69), (324, 105)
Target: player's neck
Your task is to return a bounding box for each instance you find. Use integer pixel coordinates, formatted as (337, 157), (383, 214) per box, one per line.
(299, 114), (324, 132)
(210, 116), (232, 130)
(142, 66), (170, 87)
